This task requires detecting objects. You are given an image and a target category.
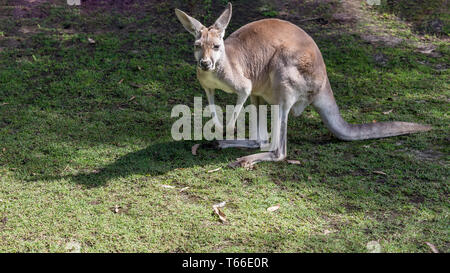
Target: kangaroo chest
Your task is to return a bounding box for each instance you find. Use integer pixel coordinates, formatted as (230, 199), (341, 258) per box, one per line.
(197, 70), (235, 94)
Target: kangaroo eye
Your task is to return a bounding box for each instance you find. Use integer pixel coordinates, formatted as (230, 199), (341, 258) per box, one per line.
(194, 44), (201, 49)
(213, 44), (220, 50)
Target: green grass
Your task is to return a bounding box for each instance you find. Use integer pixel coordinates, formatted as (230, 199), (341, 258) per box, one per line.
(0, 0), (448, 252)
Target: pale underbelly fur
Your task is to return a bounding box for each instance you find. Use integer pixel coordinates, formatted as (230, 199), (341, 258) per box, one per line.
(198, 69), (311, 117)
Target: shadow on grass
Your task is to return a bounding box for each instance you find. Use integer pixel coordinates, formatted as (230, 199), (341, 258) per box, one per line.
(28, 140), (246, 187)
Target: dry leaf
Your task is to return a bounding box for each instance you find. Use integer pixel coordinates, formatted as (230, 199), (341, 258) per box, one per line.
(240, 161), (255, 170)
(425, 242), (439, 253)
(266, 204), (280, 212)
(208, 167), (222, 173)
(213, 201), (226, 208)
(287, 160), (301, 165)
(191, 144), (200, 155)
(87, 37), (96, 44)
(212, 202), (227, 223)
(129, 82), (142, 88)
(118, 79), (124, 84)
(383, 109), (393, 115)
(418, 45), (437, 55)
(161, 185), (175, 189)
(137, 66), (142, 71)
(366, 241), (382, 253)
(65, 241), (81, 253)
(213, 207), (227, 222)
(112, 205), (121, 214)
(373, 171), (387, 176)
(179, 187), (189, 192)
(128, 96), (136, 101)
(323, 229), (333, 235)
(372, 120), (377, 123)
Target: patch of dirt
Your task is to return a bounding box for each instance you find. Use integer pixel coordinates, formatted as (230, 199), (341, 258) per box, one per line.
(408, 194), (425, 204)
(361, 34), (403, 47)
(343, 202), (362, 212)
(403, 149), (446, 163)
(272, 177), (288, 190)
(307, 0), (448, 55)
(330, 0), (360, 23)
(270, 0), (346, 26)
(19, 25), (39, 34)
(0, 38), (21, 48)
(6, 0), (146, 18)
(373, 52), (389, 66)
(416, 44), (442, 58)
(80, 0), (140, 9)
(10, 0), (55, 19)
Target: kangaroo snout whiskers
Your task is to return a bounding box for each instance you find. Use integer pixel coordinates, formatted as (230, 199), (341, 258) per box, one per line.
(175, 2), (432, 168)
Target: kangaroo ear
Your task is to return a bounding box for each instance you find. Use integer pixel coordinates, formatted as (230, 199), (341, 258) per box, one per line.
(212, 2), (232, 35)
(175, 9), (204, 36)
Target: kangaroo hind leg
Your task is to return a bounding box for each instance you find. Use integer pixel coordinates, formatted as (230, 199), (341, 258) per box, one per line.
(229, 100), (293, 168)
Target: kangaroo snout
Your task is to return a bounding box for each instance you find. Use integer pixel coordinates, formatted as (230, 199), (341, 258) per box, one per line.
(199, 59), (213, 70)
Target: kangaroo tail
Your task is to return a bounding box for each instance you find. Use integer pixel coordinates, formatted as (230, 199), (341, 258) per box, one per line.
(312, 81), (432, 141)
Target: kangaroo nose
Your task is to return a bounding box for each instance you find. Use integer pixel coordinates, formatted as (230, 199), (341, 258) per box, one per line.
(200, 59), (212, 69)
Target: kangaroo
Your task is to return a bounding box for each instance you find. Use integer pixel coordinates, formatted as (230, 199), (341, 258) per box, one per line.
(175, 3), (431, 167)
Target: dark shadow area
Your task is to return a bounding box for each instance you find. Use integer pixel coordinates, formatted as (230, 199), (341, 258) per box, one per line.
(27, 140), (247, 187)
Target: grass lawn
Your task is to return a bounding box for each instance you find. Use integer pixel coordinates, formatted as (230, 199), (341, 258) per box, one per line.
(0, 0), (448, 252)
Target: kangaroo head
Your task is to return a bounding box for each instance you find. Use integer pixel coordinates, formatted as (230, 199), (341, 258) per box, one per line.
(175, 3), (232, 71)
